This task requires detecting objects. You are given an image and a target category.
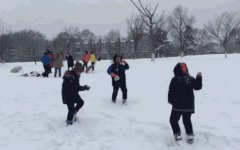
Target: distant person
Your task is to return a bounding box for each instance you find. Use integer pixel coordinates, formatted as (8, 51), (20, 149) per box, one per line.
(90, 51), (96, 71)
(62, 62), (90, 126)
(47, 49), (54, 73)
(97, 55), (102, 61)
(168, 62), (202, 144)
(66, 52), (74, 70)
(107, 55), (129, 104)
(82, 51), (91, 71)
(41, 52), (51, 77)
(53, 52), (63, 77)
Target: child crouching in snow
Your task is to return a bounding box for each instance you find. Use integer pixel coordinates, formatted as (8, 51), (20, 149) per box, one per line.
(168, 63), (202, 143)
(62, 62), (90, 126)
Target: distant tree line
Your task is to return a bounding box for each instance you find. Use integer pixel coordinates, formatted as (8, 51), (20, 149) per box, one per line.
(1, 3), (240, 63)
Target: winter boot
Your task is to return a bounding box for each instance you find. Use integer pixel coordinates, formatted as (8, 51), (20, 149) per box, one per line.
(122, 99), (127, 105)
(66, 120), (73, 126)
(73, 112), (78, 122)
(112, 99), (116, 103)
(174, 133), (182, 141)
(186, 134), (194, 144)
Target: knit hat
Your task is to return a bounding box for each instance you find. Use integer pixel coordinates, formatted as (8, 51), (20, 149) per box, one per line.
(73, 61), (83, 73)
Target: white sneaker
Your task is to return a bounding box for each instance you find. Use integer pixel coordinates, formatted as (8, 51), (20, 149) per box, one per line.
(174, 133), (182, 141)
(186, 134), (194, 144)
(73, 114), (78, 122)
(122, 99), (127, 105)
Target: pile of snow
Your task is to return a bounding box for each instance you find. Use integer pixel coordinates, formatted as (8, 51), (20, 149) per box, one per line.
(0, 54), (240, 150)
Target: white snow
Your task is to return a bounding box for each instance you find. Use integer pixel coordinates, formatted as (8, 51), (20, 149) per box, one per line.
(0, 54), (240, 150)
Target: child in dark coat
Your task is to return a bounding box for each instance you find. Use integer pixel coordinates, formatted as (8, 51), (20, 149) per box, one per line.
(107, 55), (129, 104)
(168, 63), (202, 143)
(66, 52), (74, 70)
(62, 62), (90, 126)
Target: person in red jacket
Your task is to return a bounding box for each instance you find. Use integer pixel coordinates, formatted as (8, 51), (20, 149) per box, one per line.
(46, 49), (54, 73)
(82, 51), (91, 71)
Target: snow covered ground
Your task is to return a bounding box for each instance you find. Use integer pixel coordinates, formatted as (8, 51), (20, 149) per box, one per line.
(0, 54), (240, 150)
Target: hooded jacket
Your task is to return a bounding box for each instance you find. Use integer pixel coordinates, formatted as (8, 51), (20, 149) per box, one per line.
(41, 53), (50, 65)
(107, 55), (129, 86)
(168, 63), (202, 113)
(61, 63), (87, 104)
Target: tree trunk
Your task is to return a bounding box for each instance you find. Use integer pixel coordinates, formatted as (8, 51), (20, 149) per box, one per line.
(181, 51), (184, 58)
(225, 51), (227, 58)
(134, 41), (138, 59)
(224, 44), (227, 58)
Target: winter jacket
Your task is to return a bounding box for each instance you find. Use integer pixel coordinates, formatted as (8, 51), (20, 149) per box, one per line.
(48, 53), (54, 68)
(90, 54), (96, 63)
(62, 70), (88, 104)
(53, 54), (63, 68)
(82, 53), (91, 63)
(168, 63), (202, 113)
(66, 55), (74, 67)
(41, 54), (50, 65)
(107, 63), (129, 86)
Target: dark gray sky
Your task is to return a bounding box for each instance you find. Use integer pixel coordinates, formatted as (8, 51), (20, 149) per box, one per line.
(0, 0), (239, 39)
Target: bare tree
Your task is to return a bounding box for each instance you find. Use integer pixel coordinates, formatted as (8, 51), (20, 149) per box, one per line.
(0, 22), (12, 64)
(105, 30), (121, 41)
(204, 11), (240, 58)
(194, 28), (212, 54)
(53, 26), (82, 53)
(80, 29), (95, 43)
(11, 29), (47, 63)
(127, 14), (144, 59)
(129, 0), (164, 53)
(168, 5), (195, 57)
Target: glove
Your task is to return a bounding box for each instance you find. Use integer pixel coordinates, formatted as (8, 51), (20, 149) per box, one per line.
(83, 85), (90, 91)
(114, 75), (120, 81)
(196, 72), (202, 78)
(111, 73), (117, 78)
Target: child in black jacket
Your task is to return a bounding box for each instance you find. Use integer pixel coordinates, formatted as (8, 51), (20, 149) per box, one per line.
(62, 62), (90, 126)
(168, 63), (202, 143)
(107, 55), (129, 104)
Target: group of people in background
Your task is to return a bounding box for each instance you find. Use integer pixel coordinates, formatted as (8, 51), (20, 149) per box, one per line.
(82, 51), (97, 72)
(41, 49), (63, 77)
(41, 49), (97, 78)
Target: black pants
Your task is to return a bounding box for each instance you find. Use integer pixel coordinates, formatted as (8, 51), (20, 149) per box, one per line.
(54, 68), (61, 77)
(112, 84), (127, 101)
(68, 66), (73, 71)
(43, 64), (50, 77)
(66, 96), (84, 122)
(170, 110), (193, 135)
(91, 62), (95, 71)
(83, 62), (88, 71)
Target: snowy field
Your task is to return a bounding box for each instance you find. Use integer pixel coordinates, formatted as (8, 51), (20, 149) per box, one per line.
(0, 54), (240, 150)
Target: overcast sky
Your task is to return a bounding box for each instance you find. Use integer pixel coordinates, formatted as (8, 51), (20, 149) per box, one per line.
(0, 0), (239, 39)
